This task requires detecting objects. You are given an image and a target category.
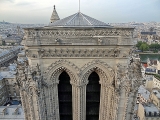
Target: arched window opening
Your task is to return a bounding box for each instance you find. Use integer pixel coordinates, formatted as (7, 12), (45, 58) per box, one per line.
(58, 71), (72, 120)
(86, 71), (100, 120)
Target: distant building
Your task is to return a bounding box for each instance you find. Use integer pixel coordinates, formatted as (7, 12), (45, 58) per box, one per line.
(142, 59), (160, 75)
(147, 59), (160, 71)
(135, 102), (160, 120)
(0, 63), (21, 106)
(144, 103), (160, 119)
(135, 86), (160, 120)
(0, 46), (21, 67)
(145, 75), (160, 91)
(137, 85), (150, 104)
(150, 89), (160, 109)
(0, 105), (24, 120)
(138, 31), (160, 44)
(2, 34), (22, 45)
(0, 47), (22, 106)
(145, 67), (157, 74)
(136, 103), (145, 120)
(0, 75), (8, 106)
(0, 70), (20, 101)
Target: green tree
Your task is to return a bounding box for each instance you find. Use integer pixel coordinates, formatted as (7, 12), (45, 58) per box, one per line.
(149, 43), (160, 51)
(139, 43), (149, 52)
(136, 41), (143, 49)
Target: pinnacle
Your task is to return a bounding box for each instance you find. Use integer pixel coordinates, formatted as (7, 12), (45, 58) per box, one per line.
(50, 5), (60, 24)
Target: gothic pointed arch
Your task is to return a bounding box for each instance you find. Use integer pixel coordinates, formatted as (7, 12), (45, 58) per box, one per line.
(44, 60), (80, 85)
(80, 60), (115, 86)
(41, 60), (80, 120)
(80, 60), (117, 120)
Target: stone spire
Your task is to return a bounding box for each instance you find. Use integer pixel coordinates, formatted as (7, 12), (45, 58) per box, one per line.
(50, 5), (60, 23)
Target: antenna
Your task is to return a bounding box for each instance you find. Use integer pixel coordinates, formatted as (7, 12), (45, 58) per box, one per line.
(79, 0), (80, 12)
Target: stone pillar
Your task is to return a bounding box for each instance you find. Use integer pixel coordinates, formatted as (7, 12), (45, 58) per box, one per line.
(116, 87), (129, 120)
(45, 86), (52, 119)
(25, 92), (32, 120)
(28, 94), (34, 120)
(99, 85), (116, 120)
(27, 88), (40, 120)
(20, 91), (30, 120)
(48, 85), (54, 119)
(47, 83), (60, 120)
(33, 91), (40, 120)
(40, 84), (60, 120)
(40, 87), (47, 120)
(109, 87), (116, 120)
(72, 84), (86, 120)
(52, 83), (60, 120)
(99, 85), (108, 120)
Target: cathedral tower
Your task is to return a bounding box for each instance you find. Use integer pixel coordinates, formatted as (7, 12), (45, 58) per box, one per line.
(17, 6), (142, 120)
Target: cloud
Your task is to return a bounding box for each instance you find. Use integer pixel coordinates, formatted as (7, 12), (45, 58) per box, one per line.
(31, 6), (52, 11)
(15, 1), (36, 6)
(0, 0), (14, 3)
(0, 0), (160, 24)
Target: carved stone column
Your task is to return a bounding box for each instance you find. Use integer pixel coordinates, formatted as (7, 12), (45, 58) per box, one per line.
(72, 84), (86, 120)
(27, 88), (40, 120)
(116, 86), (130, 120)
(40, 83), (60, 120)
(40, 87), (47, 120)
(109, 86), (116, 120)
(45, 86), (51, 119)
(99, 84), (109, 120)
(99, 84), (116, 120)
(48, 82), (60, 120)
(52, 83), (60, 120)
(28, 94), (34, 120)
(33, 91), (40, 120)
(20, 90), (30, 120)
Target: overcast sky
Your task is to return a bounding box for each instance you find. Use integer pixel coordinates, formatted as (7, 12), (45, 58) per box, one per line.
(0, 0), (160, 24)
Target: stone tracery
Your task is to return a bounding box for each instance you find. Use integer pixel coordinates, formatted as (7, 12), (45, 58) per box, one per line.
(80, 60), (114, 84)
(44, 60), (80, 86)
(26, 29), (133, 38)
(38, 60), (117, 120)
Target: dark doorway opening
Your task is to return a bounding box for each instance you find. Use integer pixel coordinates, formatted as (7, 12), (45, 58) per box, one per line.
(86, 71), (100, 120)
(58, 71), (72, 120)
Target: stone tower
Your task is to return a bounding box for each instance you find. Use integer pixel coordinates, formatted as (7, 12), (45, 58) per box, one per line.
(16, 6), (142, 120)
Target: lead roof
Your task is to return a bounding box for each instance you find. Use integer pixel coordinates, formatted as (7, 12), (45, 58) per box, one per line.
(48, 12), (111, 28)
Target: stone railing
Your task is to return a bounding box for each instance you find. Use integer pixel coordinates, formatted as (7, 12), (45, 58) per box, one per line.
(24, 28), (134, 46)
(24, 28), (134, 37)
